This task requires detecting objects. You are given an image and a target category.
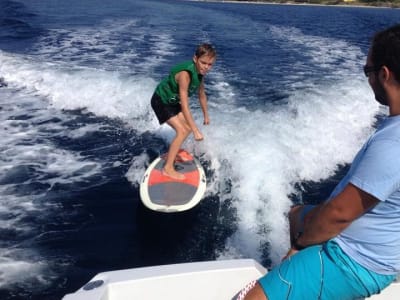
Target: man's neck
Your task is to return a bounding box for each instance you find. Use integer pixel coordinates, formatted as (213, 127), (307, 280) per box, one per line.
(386, 79), (400, 116)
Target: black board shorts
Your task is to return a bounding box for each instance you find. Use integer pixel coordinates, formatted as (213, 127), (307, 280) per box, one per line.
(151, 92), (181, 124)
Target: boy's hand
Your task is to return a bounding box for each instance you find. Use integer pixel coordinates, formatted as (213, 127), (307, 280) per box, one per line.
(194, 131), (204, 141)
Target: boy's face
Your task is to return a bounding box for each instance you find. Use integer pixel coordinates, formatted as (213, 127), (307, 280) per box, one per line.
(193, 54), (215, 76)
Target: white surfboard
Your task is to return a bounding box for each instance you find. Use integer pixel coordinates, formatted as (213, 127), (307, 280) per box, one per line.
(140, 149), (206, 213)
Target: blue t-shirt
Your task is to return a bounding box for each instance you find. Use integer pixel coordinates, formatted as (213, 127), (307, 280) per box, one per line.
(330, 115), (400, 275)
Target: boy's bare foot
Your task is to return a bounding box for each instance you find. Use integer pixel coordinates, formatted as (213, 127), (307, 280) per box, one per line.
(162, 168), (186, 180)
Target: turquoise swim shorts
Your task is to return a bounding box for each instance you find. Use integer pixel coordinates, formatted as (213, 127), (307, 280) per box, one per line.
(258, 241), (395, 300)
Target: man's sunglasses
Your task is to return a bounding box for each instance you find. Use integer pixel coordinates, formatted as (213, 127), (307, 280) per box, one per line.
(363, 65), (381, 77)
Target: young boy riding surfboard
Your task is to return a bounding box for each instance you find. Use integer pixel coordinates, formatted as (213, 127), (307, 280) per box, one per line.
(150, 43), (216, 180)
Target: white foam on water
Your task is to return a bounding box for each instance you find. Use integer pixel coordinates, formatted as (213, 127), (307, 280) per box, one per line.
(0, 255), (48, 288)
(33, 19), (177, 74)
(125, 152), (149, 186)
(0, 19), (175, 133)
(0, 88), (104, 288)
(207, 81), (378, 263)
(0, 17), (177, 288)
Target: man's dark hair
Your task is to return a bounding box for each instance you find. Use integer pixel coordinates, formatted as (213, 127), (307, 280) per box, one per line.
(371, 24), (400, 82)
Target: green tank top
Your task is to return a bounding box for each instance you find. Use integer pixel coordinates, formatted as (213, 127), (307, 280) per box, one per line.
(155, 60), (203, 105)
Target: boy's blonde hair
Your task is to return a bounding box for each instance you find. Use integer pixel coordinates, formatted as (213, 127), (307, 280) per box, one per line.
(195, 43), (216, 59)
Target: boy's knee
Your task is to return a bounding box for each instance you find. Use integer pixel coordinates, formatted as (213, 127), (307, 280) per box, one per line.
(176, 126), (190, 137)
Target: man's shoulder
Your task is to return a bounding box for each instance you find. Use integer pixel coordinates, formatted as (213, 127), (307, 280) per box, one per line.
(373, 116), (400, 142)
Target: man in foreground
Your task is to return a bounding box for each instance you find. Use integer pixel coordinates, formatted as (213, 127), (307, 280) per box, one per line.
(239, 24), (400, 300)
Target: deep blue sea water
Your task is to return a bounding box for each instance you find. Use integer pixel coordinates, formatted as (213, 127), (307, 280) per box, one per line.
(0, 0), (399, 299)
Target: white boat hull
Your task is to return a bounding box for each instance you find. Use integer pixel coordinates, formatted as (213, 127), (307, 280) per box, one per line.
(63, 259), (266, 300)
(63, 259), (399, 300)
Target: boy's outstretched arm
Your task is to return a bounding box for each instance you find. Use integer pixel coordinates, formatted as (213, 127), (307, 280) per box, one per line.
(198, 82), (209, 125)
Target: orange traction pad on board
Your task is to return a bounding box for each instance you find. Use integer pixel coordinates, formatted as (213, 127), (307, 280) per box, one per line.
(148, 169), (199, 187)
(161, 149), (194, 163)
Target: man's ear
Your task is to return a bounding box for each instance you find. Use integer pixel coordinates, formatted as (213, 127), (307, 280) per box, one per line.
(380, 65), (400, 86)
(380, 65), (391, 82)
